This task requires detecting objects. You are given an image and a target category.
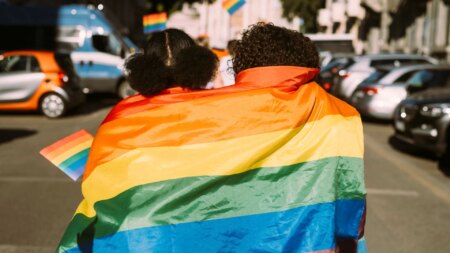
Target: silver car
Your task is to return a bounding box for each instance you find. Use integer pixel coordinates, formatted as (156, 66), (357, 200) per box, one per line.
(332, 54), (438, 101)
(351, 65), (450, 120)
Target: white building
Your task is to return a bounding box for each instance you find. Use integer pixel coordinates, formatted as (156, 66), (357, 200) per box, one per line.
(318, 0), (450, 61)
(167, 0), (300, 49)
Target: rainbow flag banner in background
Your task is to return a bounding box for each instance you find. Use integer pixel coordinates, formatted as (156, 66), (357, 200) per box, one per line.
(40, 130), (93, 181)
(223, 0), (246, 15)
(56, 67), (366, 252)
(143, 12), (167, 34)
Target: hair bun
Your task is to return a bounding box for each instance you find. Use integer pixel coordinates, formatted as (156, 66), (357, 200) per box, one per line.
(124, 53), (172, 96)
(173, 46), (219, 90)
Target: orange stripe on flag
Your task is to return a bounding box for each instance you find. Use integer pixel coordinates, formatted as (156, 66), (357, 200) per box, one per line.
(143, 13), (167, 26)
(223, 0), (240, 9)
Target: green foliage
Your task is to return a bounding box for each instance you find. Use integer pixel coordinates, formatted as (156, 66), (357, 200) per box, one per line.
(279, 0), (326, 33)
(146, 0), (216, 15)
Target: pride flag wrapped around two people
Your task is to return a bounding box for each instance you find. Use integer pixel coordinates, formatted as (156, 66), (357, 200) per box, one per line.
(57, 24), (367, 253)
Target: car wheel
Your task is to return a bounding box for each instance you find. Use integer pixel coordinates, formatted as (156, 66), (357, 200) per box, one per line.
(117, 80), (136, 99)
(40, 93), (67, 118)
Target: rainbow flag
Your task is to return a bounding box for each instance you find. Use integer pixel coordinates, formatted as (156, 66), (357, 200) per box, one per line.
(223, 0), (246, 15)
(143, 12), (167, 34)
(57, 66), (366, 252)
(40, 130), (93, 181)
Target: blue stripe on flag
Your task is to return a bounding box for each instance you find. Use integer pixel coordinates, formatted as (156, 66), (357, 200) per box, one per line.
(66, 161), (87, 181)
(227, 0), (246, 15)
(66, 199), (365, 253)
(58, 148), (89, 171)
(144, 23), (166, 33)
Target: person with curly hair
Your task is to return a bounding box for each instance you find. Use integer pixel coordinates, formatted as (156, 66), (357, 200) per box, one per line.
(232, 23), (320, 74)
(230, 22), (367, 253)
(57, 25), (366, 253)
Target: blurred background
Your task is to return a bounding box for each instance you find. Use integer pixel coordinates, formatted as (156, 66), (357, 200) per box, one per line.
(0, 0), (450, 252)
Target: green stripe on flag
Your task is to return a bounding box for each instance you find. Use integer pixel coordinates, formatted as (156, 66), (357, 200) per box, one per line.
(58, 148), (90, 170)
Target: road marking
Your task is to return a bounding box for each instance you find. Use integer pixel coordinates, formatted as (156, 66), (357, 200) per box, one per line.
(367, 188), (419, 197)
(0, 177), (73, 183)
(365, 134), (450, 205)
(0, 245), (54, 253)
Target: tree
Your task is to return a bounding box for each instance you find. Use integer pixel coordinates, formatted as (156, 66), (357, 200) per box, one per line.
(279, 0), (325, 33)
(146, 0), (215, 14)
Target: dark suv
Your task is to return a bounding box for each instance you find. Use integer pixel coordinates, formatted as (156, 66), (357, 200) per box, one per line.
(393, 87), (450, 160)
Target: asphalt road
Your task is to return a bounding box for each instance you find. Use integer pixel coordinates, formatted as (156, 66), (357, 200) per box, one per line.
(0, 95), (449, 253)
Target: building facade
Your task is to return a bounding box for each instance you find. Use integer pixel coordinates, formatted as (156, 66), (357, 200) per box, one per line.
(318, 0), (450, 61)
(167, 0), (300, 49)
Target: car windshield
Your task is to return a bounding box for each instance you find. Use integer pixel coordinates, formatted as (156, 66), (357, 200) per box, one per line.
(0, 55), (26, 73)
(360, 69), (389, 85)
(321, 58), (354, 73)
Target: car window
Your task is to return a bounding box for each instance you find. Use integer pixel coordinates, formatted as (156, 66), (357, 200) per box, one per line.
(361, 70), (388, 85)
(0, 55), (28, 73)
(370, 60), (396, 68)
(321, 61), (340, 72)
(108, 33), (123, 56)
(407, 70), (433, 87)
(29, 56), (41, 72)
(321, 58), (354, 72)
(398, 59), (430, 65)
(408, 70), (450, 88)
(425, 71), (450, 88)
(394, 71), (417, 83)
(445, 75), (450, 87)
(92, 33), (124, 57)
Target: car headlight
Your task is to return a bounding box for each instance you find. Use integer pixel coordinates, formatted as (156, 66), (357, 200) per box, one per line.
(420, 103), (450, 117)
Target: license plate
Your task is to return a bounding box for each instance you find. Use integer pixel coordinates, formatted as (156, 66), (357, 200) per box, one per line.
(395, 121), (405, 131)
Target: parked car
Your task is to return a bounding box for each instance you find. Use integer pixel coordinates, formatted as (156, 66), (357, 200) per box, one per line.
(318, 55), (354, 92)
(0, 50), (85, 118)
(331, 54), (438, 101)
(393, 87), (450, 160)
(350, 64), (444, 120)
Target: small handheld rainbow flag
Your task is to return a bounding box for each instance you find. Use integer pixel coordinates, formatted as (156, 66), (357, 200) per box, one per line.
(222, 0), (246, 15)
(40, 130), (93, 181)
(143, 12), (167, 34)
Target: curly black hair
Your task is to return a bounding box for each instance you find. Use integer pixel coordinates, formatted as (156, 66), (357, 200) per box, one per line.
(124, 29), (218, 97)
(232, 23), (320, 74)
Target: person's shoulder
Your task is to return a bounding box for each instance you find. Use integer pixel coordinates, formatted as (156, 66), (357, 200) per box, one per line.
(309, 82), (360, 117)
